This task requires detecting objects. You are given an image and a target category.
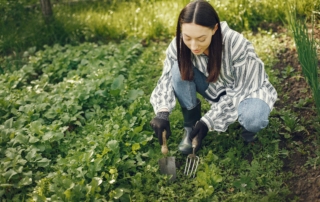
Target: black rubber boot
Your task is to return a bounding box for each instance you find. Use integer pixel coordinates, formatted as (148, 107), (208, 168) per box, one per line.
(178, 99), (201, 154)
(241, 128), (257, 143)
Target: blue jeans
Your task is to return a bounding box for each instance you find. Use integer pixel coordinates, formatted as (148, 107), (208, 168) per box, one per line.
(171, 61), (270, 133)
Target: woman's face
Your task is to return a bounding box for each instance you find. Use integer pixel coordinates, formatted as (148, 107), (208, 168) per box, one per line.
(181, 23), (218, 55)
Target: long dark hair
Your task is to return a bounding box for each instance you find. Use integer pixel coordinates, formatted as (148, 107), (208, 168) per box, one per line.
(176, 0), (222, 83)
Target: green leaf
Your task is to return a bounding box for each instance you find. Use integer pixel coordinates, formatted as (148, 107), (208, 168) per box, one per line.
(296, 125), (305, 132)
(113, 188), (124, 199)
(107, 140), (119, 152)
(123, 160), (136, 169)
(133, 125), (143, 134)
(127, 89), (144, 101)
(119, 193), (131, 202)
(29, 120), (44, 135)
(74, 121), (82, 127)
(132, 143), (140, 154)
(29, 135), (40, 143)
(62, 178), (74, 189)
(93, 158), (104, 172)
(26, 148), (38, 161)
(18, 176), (32, 186)
(17, 158), (27, 166)
(4, 118), (14, 128)
(136, 155), (145, 166)
(11, 133), (29, 145)
(44, 109), (57, 119)
(91, 177), (103, 186)
(42, 131), (54, 141)
(213, 174), (223, 183)
(23, 171), (32, 177)
(5, 148), (18, 159)
(3, 169), (17, 180)
(37, 158), (51, 167)
(94, 90), (106, 97)
(109, 168), (117, 174)
(205, 150), (219, 162)
(61, 113), (70, 123)
(111, 75), (125, 90)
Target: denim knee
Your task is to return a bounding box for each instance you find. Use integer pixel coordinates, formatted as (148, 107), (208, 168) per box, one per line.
(238, 98), (271, 133)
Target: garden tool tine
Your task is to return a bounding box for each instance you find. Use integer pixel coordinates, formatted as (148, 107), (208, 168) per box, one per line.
(184, 136), (200, 178)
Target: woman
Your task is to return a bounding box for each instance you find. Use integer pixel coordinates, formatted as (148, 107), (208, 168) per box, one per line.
(150, 0), (277, 154)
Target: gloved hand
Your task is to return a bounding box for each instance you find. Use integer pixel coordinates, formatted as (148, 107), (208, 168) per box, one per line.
(150, 112), (171, 145)
(189, 120), (208, 152)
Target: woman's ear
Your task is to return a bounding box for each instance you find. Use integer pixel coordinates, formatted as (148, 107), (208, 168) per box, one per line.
(212, 23), (218, 34)
(215, 23), (219, 30)
(211, 23), (219, 36)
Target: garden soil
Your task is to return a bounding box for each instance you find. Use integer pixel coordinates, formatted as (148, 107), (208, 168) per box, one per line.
(268, 24), (320, 202)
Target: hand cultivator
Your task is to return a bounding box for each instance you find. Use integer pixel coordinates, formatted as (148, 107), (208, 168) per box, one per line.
(184, 137), (200, 178)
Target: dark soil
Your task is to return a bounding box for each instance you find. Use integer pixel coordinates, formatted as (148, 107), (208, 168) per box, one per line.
(271, 24), (320, 202)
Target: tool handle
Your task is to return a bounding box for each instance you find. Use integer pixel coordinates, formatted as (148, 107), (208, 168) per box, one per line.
(192, 136), (198, 155)
(192, 136), (198, 148)
(161, 130), (168, 155)
(192, 121), (199, 149)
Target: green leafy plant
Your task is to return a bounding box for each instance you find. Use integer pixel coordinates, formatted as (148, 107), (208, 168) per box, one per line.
(288, 7), (320, 120)
(279, 110), (306, 138)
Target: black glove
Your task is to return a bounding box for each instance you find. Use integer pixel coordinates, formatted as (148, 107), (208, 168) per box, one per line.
(189, 120), (208, 152)
(150, 112), (171, 145)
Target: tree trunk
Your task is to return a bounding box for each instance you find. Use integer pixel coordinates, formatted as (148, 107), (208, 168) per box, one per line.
(40, 0), (53, 21)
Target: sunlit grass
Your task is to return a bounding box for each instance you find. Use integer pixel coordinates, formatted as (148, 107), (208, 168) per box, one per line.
(54, 1), (186, 41)
(243, 30), (289, 86)
(216, 0), (319, 31)
(0, 0), (319, 54)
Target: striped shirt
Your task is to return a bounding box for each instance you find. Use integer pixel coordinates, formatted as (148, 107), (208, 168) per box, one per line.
(150, 21), (278, 132)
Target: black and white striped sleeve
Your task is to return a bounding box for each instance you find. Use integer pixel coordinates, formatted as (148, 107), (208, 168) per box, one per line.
(150, 40), (177, 114)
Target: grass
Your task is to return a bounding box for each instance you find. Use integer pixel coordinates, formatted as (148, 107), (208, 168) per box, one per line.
(1, 0), (319, 56)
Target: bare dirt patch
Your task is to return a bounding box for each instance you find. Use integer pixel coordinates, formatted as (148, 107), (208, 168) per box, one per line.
(272, 24), (320, 202)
